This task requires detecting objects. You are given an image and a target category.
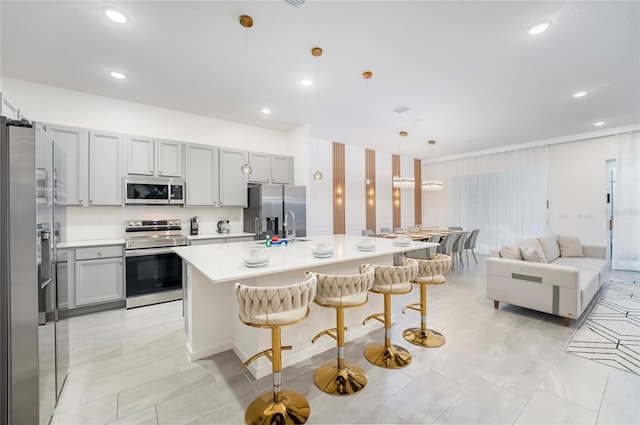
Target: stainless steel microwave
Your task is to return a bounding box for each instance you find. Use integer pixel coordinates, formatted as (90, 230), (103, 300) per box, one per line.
(125, 177), (185, 205)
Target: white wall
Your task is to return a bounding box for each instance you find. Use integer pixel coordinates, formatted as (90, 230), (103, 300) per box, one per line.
(306, 138), (333, 236)
(548, 135), (617, 246)
(375, 151), (393, 233)
(3, 78), (289, 153)
(344, 145), (366, 235)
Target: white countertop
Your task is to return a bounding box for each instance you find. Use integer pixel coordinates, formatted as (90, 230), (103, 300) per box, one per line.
(174, 234), (437, 284)
(57, 239), (125, 249)
(186, 232), (255, 241)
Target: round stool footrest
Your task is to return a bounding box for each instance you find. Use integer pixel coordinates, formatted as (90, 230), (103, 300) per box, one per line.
(313, 361), (367, 395)
(363, 343), (412, 368)
(245, 390), (310, 425)
(403, 327), (445, 347)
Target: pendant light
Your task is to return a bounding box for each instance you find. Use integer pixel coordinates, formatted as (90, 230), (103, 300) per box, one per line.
(422, 140), (443, 191)
(392, 131), (415, 189)
(311, 47), (323, 181)
(239, 15), (253, 175)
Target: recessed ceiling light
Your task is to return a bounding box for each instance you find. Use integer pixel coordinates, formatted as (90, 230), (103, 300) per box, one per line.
(103, 7), (129, 24)
(463, 138), (472, 143)
(527, 20), (552, 36)
(428, 140), (436, 145)
(109, 71), (126, 80)
(261, 108), (271, 114)
(573, 91), (588, 98)
(594, 121), (605, 127)
(300, 79), (313, 86)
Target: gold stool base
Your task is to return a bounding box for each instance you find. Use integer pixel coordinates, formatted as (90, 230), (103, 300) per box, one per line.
(363, 343), (412, 368)
(403, 327), (446, 347)
(313, 361), (367, 395)
(245, 390), (310, 425)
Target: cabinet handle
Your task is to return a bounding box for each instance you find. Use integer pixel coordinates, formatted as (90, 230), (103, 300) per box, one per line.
(97, 251), (102, 256)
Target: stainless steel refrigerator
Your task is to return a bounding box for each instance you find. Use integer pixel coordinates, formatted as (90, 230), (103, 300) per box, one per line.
(1, 117), (68, 425)
(244, 184), (306, 240)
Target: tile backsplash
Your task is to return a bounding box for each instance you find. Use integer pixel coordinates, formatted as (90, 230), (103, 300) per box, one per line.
(64, 205), (244, 241)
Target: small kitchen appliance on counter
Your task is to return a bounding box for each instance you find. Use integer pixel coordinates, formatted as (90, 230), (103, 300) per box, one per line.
(217, 220), (230, 233)
(190, 216), (199, 235)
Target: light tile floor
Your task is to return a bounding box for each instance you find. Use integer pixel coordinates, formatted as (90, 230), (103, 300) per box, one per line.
(52, 257), (640, 425)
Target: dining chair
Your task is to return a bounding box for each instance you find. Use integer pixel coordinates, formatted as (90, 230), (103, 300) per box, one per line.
(436, 232), (457, 258)
(464, 229), (480, 264)
(451, 231), (470, 269)
(380, 227), (392, 234)
(448, 226), (463, 230)
(362, 229), (375, 236)
(393, 227), (404, 233)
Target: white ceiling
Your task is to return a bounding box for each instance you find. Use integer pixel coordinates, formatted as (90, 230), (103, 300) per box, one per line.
(1, 1), (639, 160)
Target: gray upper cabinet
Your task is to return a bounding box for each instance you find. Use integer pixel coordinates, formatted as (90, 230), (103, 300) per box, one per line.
(248, 152), (293, 185)
(219, 148), (248, 207)
(46, 124), (88, 206)
(89, 131), (123, 205)
(157, 139), (183, 177)
(271, 155), (294, 184)
(126, 136), (155, 176)
(126, 137), (183, 178)
(185, 144), (218, 206)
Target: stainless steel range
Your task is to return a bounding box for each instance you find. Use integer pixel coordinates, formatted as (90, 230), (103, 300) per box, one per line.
(125, 219), (189, 308)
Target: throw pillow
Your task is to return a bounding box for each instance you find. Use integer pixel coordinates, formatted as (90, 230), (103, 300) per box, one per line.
(499, 242), (523, 260)
(537, 234), (560, 263)
(558, 235), (584, 257)
(520, 238), (548, 263)
(520, 244), (546, 263)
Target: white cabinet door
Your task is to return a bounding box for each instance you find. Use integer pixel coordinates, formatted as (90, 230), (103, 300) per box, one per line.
(248, 152), (271, 183)
(271, 155), (293, 184)
(219, 149), (248, 207)
(185, 144), (218, 206)
(127, 136), (154, 176)
(75, 257), (124, 306)
(47, 124), (88, 206)
(89, 131), (123, 205)
(157, 139), (183, 177)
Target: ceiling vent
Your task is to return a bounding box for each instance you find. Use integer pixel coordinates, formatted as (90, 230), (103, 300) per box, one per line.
(286, 0), (305, 7)
(392, 105), (411, 114)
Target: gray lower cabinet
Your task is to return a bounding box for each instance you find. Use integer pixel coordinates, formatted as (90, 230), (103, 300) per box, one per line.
(89, 131), (123, 205)
(74, 246), (124, 306)
(189, 238), (225, 247)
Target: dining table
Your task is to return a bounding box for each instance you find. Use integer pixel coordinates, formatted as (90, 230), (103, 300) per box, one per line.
(379, 228), (460, 241)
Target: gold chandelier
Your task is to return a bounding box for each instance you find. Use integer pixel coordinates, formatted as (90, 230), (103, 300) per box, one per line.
(392, 131), (415, 190)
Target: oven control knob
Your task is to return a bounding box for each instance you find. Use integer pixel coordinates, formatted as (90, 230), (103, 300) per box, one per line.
(136, 221), (142, 226)
(168, 220), (174, 225)
(128, 222), (134, 227)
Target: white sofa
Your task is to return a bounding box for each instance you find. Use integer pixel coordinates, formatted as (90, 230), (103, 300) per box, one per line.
(486, 234), (608, 326)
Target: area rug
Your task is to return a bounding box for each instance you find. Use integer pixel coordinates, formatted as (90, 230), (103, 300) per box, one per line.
(566, 279), (640, 375)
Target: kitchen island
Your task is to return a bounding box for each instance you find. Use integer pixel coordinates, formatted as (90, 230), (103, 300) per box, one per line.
(174, 234), (437, 378)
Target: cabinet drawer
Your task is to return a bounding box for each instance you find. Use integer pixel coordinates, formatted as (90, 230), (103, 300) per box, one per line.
(75, 246), (123, 260)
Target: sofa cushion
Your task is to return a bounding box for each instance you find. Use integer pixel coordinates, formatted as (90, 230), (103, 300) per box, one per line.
(558, 235), (584, 257)
(499, 242), (523, 260)
(579, 269), (600, 311)
(520, 238), (547, 263)
(538, 234), (560, 263)
(551, 257), (607, 284)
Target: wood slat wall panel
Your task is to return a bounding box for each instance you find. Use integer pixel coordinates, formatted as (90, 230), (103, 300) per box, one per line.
(392, 154), (401, 229)
(333, 142), (345, 234)
(414, 158), (422, 226)
(365, 149), (376, 232)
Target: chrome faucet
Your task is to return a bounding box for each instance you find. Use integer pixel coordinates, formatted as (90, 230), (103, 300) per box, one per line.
(283, 210), (296, 242)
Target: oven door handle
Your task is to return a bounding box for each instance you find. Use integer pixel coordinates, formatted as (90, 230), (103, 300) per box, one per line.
(125, 247), (179, 257)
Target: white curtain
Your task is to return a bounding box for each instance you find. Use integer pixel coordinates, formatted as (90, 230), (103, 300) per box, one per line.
(612, 131), (640, 271)
(423, 146), (548, 255)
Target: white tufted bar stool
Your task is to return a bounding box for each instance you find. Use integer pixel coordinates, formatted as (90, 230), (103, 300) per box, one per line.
(401, 254), (451, 347)
(360, 259), (418, 369)
(235, 275), (317, 425)
(306, 265), (375, 396)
